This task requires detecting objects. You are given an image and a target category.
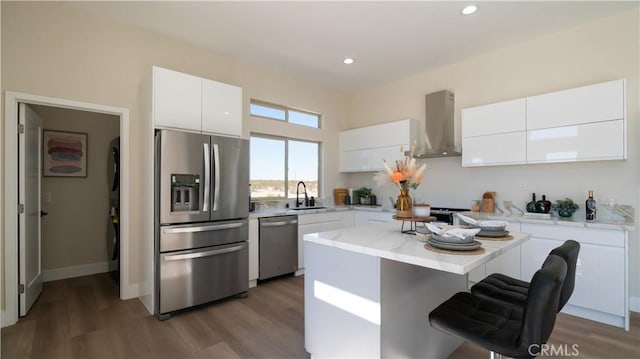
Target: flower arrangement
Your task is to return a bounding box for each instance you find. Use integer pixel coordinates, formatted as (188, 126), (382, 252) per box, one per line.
(374, 145), (427, 192)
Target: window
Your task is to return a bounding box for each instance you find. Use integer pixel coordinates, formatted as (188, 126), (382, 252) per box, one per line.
(250, 100), (320, 128)
(250, 135), (319, 200)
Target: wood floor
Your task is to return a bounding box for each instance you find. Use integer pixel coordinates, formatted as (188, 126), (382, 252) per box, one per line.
(2, 272), (639, 358)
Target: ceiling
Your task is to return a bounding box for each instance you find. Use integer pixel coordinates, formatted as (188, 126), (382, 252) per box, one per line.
(68, 1), (637, 92)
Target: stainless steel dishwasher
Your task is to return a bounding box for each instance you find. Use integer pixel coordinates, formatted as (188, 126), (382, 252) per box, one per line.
(259, 215), (298, 280)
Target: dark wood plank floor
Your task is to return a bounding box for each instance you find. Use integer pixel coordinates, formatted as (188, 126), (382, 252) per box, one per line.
(2, 272), (639, 358)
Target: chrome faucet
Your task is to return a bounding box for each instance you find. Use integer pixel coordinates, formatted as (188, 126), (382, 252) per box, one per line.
(296, 181), (309, 208)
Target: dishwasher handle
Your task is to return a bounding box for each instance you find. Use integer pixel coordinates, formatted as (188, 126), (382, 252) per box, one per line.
(163, 243), (247, 261)
(163, 222), (245, 234)
(261, 219), (298, 227)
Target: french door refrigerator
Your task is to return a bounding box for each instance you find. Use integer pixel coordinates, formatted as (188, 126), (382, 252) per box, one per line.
(155, 129), (249, 320)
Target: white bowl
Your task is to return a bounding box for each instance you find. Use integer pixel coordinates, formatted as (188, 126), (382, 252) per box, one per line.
(413, 205), (431, 217)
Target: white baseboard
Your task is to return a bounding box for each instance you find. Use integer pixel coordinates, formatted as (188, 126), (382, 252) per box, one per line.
(631, 296), (640, 313)
(1, 309), (17, 328)
(42, 261), (110, 282)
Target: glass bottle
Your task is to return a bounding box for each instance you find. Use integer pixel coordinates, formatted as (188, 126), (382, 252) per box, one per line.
(526, 193), (537, 213)
(586, 190), (597, 222)
(536, 194), (551, 213)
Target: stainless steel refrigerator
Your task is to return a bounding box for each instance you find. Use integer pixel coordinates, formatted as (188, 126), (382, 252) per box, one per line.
(154, 129), (249, 320)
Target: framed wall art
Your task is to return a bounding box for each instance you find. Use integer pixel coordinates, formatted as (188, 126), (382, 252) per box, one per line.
(43, 130), (88, 177)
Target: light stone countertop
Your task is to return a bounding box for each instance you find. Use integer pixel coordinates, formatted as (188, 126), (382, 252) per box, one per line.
(302, 221), (530, 275)
(462, 211), (635, 231)
(249, 205), (390, 218)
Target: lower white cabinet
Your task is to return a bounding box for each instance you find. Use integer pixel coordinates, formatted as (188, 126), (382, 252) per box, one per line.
(297, 211), (355, 271)
(468, 222), (521, 284)
(520, 223), (628, 329)
(354, 210), (394, 227)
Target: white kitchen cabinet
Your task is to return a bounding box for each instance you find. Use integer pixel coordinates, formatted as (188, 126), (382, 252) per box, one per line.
(468, 222), (521, 285)
(202, 78), (243, 137)
(151, 66), (243, 137)
(462, 132), (527, 166)
(527, 120), (625, 163)
(462, 99), (526, 167)
(248, 218), (259, 287)
(297, 211), (354, 272)
(153, 66), (202, 132)
(520, 223), (628, 329)
(340, 119), (419, 172)
(526, 79), (624, 130)
(461, 79), (626, 167)
(354, 210), (394, 227)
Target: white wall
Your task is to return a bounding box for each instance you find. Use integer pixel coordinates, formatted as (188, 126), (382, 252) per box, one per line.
(1, 2), (350, 309)
(347, 9), (640, 303)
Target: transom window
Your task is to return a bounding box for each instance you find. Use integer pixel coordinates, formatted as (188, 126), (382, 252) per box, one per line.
(250, 100), (320, 128)
(250, 135), (319, 200)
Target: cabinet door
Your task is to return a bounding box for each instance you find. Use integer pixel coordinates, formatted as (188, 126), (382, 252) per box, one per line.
(486, 245), (521, 280)
(520, 237), (560, 282)
(462, 132), (526, 166)
(462, 98), (526, 137)
(372, 119), (413, 147)
(340, 127), (374, 152)
(527, 120), (625, 163)
(153, 67), (202, 131)
(202, 79), (243, 137)
(527, 79), (624, 130)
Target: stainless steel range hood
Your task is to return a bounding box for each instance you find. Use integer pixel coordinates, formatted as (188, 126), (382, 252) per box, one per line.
(410, 90), (461, 158)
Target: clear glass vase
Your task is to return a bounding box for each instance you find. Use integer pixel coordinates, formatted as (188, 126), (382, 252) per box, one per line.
(396, 189), (413, 218)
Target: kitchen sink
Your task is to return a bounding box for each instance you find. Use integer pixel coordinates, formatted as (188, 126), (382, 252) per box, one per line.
(289, 206), (326, 211)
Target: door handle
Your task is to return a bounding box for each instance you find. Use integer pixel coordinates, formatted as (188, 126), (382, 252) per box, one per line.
(163, 222), (245, 234)
(212, 143), (220, 212)
(163, 243), (247, 261)
(261, 220), (298, 227)
(40, 211), (48, 218)
(203, 142), (210, 212)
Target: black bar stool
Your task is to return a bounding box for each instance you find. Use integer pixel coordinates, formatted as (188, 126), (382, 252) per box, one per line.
(429, 255), (567, 358)
(471, 240), (580, 312)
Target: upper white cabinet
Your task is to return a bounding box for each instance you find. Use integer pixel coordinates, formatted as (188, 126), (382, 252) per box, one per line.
(202, 78), (242, 137)
(526, 79), (624, 130)
(340, 119), (419, 172)
(152, 66), (243, 137)
(462, 99), (526, 166)
(461, 79), (626, 167)
(153, 66), (202, 132)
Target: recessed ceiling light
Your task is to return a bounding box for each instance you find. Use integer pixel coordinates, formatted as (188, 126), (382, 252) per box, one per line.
(343, 58), (355, 65)
(461, 5), (478, 15)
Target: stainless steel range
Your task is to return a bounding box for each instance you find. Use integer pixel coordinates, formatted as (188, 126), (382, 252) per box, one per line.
(429, 207), (470, 225)
(154, 129), (249, 320)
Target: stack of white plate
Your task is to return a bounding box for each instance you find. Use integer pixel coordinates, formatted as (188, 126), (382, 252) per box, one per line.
(476, 221), (509, 238)
(428, 234), (481, 251)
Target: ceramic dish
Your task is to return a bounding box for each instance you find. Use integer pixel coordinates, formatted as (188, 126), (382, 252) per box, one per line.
(432, 233), (475, 244)
(428, 239), (481, 251)
(476, 230), (510, 237)
(478, 220), (507, 231)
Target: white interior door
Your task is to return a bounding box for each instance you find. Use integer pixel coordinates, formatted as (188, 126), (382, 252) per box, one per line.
(19, 103), (44, 316)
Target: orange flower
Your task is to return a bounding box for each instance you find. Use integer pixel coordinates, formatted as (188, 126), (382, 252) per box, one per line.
(391, 171), (404, 183)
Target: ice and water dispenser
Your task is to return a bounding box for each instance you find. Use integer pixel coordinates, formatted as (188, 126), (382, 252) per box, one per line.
(171, 174), (200, 212)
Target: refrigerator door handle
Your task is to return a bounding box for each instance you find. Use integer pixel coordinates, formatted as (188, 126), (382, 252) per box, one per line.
(203, 143), (210, 212)
(213, 143), (220, 212)
(163, 243), (247, 261)
(261, 220), (299, 227)
(162, 222), (245, 234)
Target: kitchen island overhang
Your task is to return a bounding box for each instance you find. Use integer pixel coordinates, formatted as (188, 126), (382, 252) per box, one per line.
(303, 221), (531, 358)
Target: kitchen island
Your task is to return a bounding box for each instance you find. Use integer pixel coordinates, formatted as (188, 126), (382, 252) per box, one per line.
(303, 221), (530, 358)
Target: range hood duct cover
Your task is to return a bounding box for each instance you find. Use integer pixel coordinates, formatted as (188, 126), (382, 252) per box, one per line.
(411, 90), (461, 158)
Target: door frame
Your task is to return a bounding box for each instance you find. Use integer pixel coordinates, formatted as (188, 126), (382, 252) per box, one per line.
(3, 91), (131, 327)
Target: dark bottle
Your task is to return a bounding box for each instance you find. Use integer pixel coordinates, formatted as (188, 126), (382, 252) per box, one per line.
(536, 194), (552, 213)
(526, 193), (537, 213)
(586, 190), (597, 222)
(309, 196), (315, 207)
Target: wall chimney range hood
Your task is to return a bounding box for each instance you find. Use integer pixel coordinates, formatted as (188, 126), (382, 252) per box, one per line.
(410, 90), (461, 158)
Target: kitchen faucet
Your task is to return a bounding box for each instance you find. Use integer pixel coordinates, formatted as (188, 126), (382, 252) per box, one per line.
(296, 181), (309, 207)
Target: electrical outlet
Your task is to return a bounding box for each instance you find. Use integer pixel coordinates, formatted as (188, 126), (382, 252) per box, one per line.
(518, 180), (527, 191)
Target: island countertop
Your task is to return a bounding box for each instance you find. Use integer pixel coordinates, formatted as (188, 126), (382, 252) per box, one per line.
(303, 221), (530, 275)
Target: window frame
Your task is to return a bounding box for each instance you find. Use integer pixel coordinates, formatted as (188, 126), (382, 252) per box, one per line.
(249, 133), (321, 201)
(250, 99), (322, 129)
